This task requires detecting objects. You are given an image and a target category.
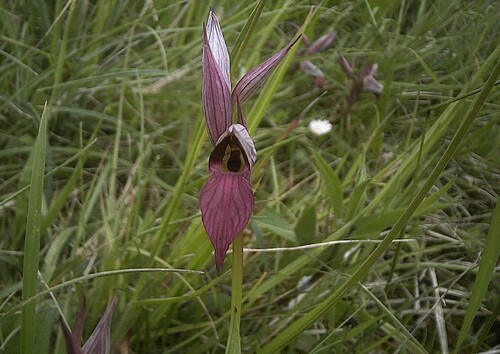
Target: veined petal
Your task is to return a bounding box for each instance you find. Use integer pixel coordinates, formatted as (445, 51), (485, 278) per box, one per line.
(60, 297), (86, 354)
(203, 25), (233, 144)
(199, 170), (254, 271)
(359, 63), (378, 80)
(82, 294), (118, 354)
(339, 56), (356, 80)
(232, 36), (300, 105)
(300, 60), (325, 89)
(206, 9), (230, 88)
(305, 31), (336, 55)
(300, 60), (324, 78)
(60, 319), (84, 354)
(214, 124), (256, 167)
(234, 94), (248, 128)
(363, 75), (383, 95)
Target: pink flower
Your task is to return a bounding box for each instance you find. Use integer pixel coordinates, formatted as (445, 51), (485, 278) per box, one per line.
(200, 9), (297, 270)
(299, 31), (336, 89)
(60, 295), (118, 354)
(339, 55), (384, 111)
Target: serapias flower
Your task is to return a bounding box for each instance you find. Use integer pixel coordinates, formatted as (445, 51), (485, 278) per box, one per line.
(299, 31), (336, 89)
(339, 55), (384, 112)
(200, 9), (298, 270)
(308, 119), (332, 136)
(60, 294), (118, 354)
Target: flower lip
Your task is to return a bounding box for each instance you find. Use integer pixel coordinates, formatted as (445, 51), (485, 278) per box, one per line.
(210, 124), (256, 175)
(199, 169), (254, 271)
(214, 124), (256, 167)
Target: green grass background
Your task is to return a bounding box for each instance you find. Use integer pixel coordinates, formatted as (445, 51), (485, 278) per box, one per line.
(0, 0), (499, 353)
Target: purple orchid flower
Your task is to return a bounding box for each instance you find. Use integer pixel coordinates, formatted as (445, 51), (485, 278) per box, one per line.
(339, 55), (384, 111)
(60, 294), (118, 354)
(299, 31), (336, 89)
(200, 9), (297, 270)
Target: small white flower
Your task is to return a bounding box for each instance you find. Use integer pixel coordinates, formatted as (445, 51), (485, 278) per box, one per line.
(308, 119), (332, 136)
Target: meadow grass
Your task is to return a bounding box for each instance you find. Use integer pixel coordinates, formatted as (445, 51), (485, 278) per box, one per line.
(1, 1), (499, 353)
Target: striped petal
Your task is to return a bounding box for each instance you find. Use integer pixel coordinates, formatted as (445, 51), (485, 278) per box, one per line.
(200, 125), (255, 270)
(305, 31), (336, 55)
(215, 124), (256, 167)
(200, 171), (253, 271)
(203, 24), (232, 144)
(206, 9), (231, 89)
(82, 295), (118, 354)
(232, 37), (300, 105)
(339, 55), (356, 80)
(300, 60), (324, 77)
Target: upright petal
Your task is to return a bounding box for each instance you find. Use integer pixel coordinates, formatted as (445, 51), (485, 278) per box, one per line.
(226, 124), (257, 167)
(199, 170), (254, 271)
(305, 31), (336, 55)
(234, 94), (248, 128)
(72, 296), (87, 345)
(60, 318), (85, 354)
(82, 294), (118, 354)
(203, 25), (233, 144)
(339, 56), (356, 80)
(60, 297), (87, 354)
(360, 64), (383, 94)
(359, 63), (377, 80)
(300, 60), (325, 89)
(300, 60), (324, 78)
(206, 9), (230, 88)
(214, 124), (256, 168)
(232, 36), (300, 105)
(363, 75), (383, 95)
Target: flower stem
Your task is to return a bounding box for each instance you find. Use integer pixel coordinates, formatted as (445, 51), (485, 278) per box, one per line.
(226, 234), (243, 354)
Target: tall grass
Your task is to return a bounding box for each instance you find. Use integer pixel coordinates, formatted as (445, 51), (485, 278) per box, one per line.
(1, 1), (499, 353)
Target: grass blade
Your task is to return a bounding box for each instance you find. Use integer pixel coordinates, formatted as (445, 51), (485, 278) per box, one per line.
(230, 0), (266, 78)
(21, 103), (48, 354)
(248, 5), (317, 135)
(311, 148), (343, 220)
(453, 194), (500, 353)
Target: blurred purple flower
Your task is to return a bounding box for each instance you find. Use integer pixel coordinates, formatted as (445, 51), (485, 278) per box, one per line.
(200, 9), (297, 270)
(339, 55), (383, 111)
(299, 31), (336, 89)
(60, 294), (118, 354)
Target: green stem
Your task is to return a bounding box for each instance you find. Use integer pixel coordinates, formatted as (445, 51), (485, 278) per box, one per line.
(226, 235), (243, 354)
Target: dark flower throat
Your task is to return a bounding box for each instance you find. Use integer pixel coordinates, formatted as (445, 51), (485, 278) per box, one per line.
(223, 140), (245, 173)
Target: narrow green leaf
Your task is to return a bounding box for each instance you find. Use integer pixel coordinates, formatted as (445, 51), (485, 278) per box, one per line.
(21, 104), (48, 354)
(295, 205), (317, 245)
(454, 195), (500, 353)
(474, 299), (500, 353)
(248, 5), (317, 135)
(346, 178), (371, 221)
(254, 208), (297, 243)
(135, 274), (227, 305)
(311, 149), (343, 220)
(230, 0), (266, 77)
(41, 159), (82, 231)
